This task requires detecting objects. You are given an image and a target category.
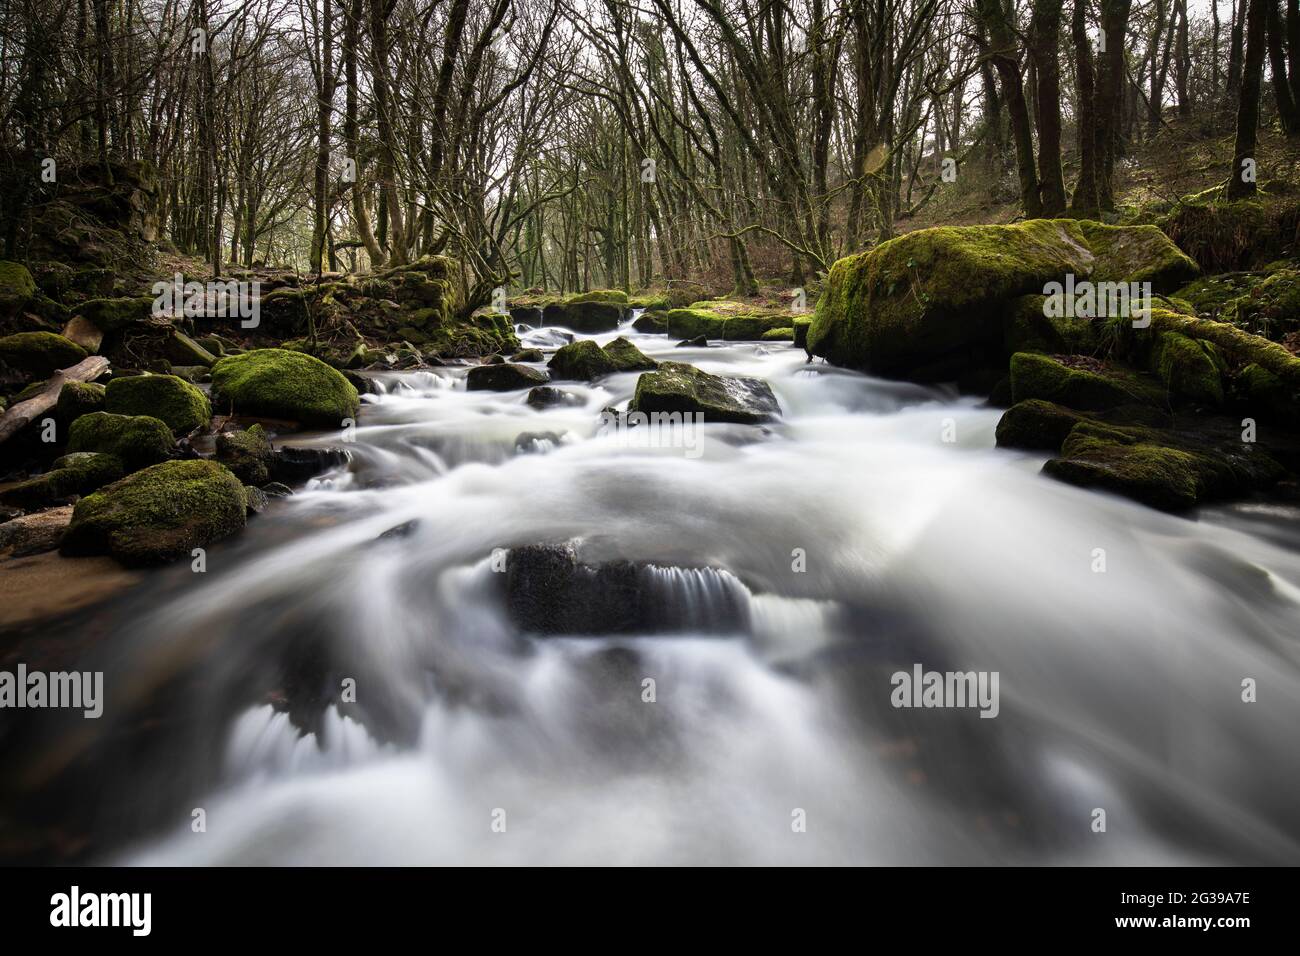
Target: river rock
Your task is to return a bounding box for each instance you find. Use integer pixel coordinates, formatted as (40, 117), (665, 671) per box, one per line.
(60, 459), (248, 565)
(0, 453), (124, 510)
(547, 340), (616, 380)
(105, 373), (212, 433)
(525, 386), (581, 409)
(466, 362), (549, 391)
(0, 332), (87, 377)
(603, 336), (657, 372)
(210, 348), (360, 428)
(629, 361), (780, 424)
(216, 424), (274, 484)
(66, 411), (174, 471)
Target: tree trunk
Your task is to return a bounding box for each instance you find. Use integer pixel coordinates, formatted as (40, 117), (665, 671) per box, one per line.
(1070, 0), (1100, 214)
(1030, 0), (1067, 215)
(1228, 0), (1267, 199)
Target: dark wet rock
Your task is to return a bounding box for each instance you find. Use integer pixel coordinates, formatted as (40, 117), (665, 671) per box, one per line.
(0, 505), (73, 557)
(632, 311), (666, 333)
(629, 361), (780, 425)
(466, 362), (549, 391)
(542, 301), (626, 333)
(261, 481), (293, 498)
(525, 386), (582, 409)
(244, 484), (270, 515)
(510, 348), (544, 363)
(514, 431), (564, 453)
(378, 519), (418, 540)
(269, 445), (348, 484)
(216, 424), (274, 484)
(0, 453), (124, 509)
(603, 336), (658, 372)
(676, 335), (708, 348)
(547, 340), (616, 381)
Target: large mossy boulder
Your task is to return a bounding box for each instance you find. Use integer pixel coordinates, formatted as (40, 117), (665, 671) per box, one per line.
(0, 332), (87, 376)
(0, 261), (37, 318)
(1009, 352), (1160, 411)
(808, 219), (1198, 378)
(66, 411), (174, 470)
(60, 459), (248, 566)
(629, 361), (780, 424)
(466, 362), (549, 391)
(105, 373), (212, 433)
(603, 336), (657, 372)
(210, 348), (360, 428)
(542, 301), (626, 333)
(74, 295), (156, 333)
(548, 340), (616, 380)
(994, 399), (1089, 452)
(0, 453), (124, 509)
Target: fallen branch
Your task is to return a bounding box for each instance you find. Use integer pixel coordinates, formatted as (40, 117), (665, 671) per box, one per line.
(0, 356), (111, 446)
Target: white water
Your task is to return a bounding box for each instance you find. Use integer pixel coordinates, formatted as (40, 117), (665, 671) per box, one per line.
(83, 320), (1300, 865)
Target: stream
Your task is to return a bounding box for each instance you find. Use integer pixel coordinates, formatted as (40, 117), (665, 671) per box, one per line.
(24, 315), (1300, 865)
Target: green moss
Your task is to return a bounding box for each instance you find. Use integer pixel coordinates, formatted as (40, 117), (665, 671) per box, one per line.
(66, 411), (174, 471)
(423, 315), (520, 358)
(1044, 423), (1208, 511)
(994, 399), (1088, 451)
(0, 260), (37, 317)
(1219, 268), (1300, 340)
(216, 424), (273, 484)
(1009, 352), (1157, 410)
(542, 301), (625, 333)
(1076, 221), (1199, 291)
(1234, 362), (1298, 424)
(75, 296), (155, 332)
(60, 459), (248, 566)
(0, 452), (124, 509)
(628, 361), (780, 424)
(628, 293), (671, 310)
(548, 339), (617, 380)
(602, 336), (657, 372)
(664, 307), (726, 339)
(105, 373), (212, 433)
(567, 289), (628, 305)
(55, 380), (106, 421)
(1160, 191), (1300, 271)
(761, 327), (795, 341)
(0, 332), (87, 376)
(1146, 308), (1300, 392)
(1152, 332), (1224, 406)
(166, 330), (218, 368)
(1003, 294), (1103, 355)
(210, 348), (360, 428)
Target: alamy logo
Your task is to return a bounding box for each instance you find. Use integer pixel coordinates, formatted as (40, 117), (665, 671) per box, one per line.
(152, 273), (260, 328)
(50, 886), (151, 936)
(0, 664), (102, 718)
(1042, 274), (1152, 327)
(597, 410), (705, 459)
(890, 664), (1000, 718)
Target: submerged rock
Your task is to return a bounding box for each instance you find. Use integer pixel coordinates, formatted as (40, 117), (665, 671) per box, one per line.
(105, 373), (212, 434)
(60, 459), (247, 565)
(210, 348), (360, 428)
(466, 362), (549, 391)
(629, 361), (780, 424)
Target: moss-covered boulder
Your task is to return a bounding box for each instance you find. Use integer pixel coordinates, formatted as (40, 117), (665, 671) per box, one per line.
(0, 453), (124, 509)
(105, 373), (212, 434)
(808, 219), (1198, 378)
(603, 337), (657, 373)
(629, 361), (780, 424)
(1042, 420), (1285, 512)
(0, 261), (37, 318)
(465, 363), (549, 391)
(632, 311), (667, 334)
(165, 330), (218, 368)
(60, 459), (247, 566)
(548, 340), (617, 380)
(0, 332), (87, 376)
(1151, 332), (1224, 406)
(542, 301), (626, 333)
(216, 424), (274, 484)
(210, 348), (360, 428)
(55, 380), (107, 421)
(663, 304), (791, 341)
(761, 327), (795, 341)
(1145, 308), (1300, 392)
(994, 400), (1089, 451)
(74, 295), (155, 333)
(1076, 221), (1199, 291)
(67, 411), (174, 470)
(1002, 294), (1104, 356)
(568, 289), (628, 305)
(1009, 353), (1158, 411)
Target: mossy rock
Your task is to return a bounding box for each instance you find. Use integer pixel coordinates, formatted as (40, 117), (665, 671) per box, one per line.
(995, 400), (1089, 451)
(165, 330), (218, 368)
(105, 373), (212, 433)
(1009, 352), (1159, 411)
(1174, 272), (1261, 317)
(808, 219), (1197, 378)
(542, 301), (626, 333)
(628, 293), (671, 310)
(55, 380), (107, 421)
(511, 348), (545, 363)
(1233, 362), (1299, 425)
(466, 363), (549, 391)
(0, 332), (87, 376)
(210, 348), (360, 428)
(0, 452), (124, 509)
(664, 307), (726, 339)
(567, 289), (628, 305)
(1076, 221), (1199, 292)
(793, 319), (812, 350)
(216, 424), (274, 484)
(1145, 308), (1300, 392)
(1219, 268), (1300, 341)
(719, 313), (792, 340)
(761, 327), (795, 341)
(629, 361), (780, 424)
(75, 296), (155, 332)
(602, 337), (658, 373)
(1003, 294), (1103, 355)
(548, 340), (617, 380)
(60, 459), (247, 566)
(1042, 420), (1285, 512)
(632, 311), (667, 333)
(67, 411), (174, 471)
(0, 261), (37, 318)
(1151, 332), (1224, 406)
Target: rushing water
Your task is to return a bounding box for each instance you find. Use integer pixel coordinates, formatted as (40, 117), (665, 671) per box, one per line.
(21, 314), (1300, 865)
